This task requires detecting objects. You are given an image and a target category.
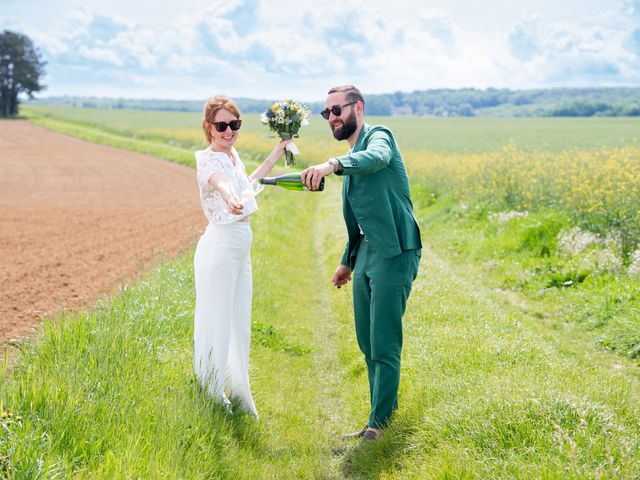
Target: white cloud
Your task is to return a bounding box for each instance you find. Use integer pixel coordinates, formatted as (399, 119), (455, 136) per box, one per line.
(1, 16), (18, 28)
(420, 10), (457, 54)
(77, 45), (124, 66)
(629, 28), (640, 55)
(508, 19), (539, 62)
(2, 0), (639, 99)
(622, 0), (640, 17)
(500, 11), (640, 87)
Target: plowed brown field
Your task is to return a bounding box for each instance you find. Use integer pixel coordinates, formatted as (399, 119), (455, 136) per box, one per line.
(0, 120), (206, 342)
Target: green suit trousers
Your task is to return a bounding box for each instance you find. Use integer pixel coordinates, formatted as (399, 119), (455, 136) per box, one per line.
(352, 237), (421, 429)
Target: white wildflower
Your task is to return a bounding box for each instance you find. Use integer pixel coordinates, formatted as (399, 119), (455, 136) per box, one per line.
(628, 249), (640, 277)
(604, 230), (624, 255)
(580, 248), (623, 274)
(556, 227), (600, 255)
(489, 210), (528, 224)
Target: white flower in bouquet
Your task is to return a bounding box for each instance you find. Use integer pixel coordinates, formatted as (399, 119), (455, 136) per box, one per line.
(260, 99), (310, 166)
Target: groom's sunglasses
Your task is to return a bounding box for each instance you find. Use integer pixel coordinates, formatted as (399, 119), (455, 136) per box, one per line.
(320, 101), (357, 120)
(212, 120), (242, 132)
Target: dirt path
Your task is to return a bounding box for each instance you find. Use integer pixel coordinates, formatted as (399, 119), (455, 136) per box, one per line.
(0, 120), (206, 342)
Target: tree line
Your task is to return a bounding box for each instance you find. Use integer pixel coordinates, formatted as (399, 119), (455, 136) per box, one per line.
(323, 88), (640, 117)
(30, 88), (640, 118)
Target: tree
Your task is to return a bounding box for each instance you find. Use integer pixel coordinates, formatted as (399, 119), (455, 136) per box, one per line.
(0, 30), (46, 117)
(365, 94), (393, 115)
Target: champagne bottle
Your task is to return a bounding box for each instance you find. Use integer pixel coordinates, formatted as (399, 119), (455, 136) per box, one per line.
(259, 173), (324, 192)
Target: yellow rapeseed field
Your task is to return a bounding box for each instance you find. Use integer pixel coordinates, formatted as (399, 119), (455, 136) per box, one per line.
(405, 144), (640, 237)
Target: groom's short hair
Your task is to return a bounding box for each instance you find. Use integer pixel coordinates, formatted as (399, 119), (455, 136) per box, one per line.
(328, 85), (365, 110)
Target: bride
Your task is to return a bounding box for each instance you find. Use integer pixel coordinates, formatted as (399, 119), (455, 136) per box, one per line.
(193, 95), (289, 415)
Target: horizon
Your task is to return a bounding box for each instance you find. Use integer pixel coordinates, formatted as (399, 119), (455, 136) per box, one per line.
(29, 85), (640, 105)
(3, 0), (640, 101)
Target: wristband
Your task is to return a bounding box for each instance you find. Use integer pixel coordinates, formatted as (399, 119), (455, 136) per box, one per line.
(329, 158), (343, 174)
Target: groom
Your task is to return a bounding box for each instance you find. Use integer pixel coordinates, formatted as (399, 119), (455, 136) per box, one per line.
(301, 85), (422, 441)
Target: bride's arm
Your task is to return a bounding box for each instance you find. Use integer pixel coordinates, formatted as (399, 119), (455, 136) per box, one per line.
(248, 140), (291, 182)
(208, 172), (244, 215)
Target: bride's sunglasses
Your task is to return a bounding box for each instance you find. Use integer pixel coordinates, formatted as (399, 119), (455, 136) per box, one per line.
(320, 101), (357, 120)
(212, 119), (242, 132)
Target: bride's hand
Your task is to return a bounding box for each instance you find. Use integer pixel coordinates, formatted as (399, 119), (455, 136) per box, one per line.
(272, 139), (293, 158)
(225, 193), (244, 215)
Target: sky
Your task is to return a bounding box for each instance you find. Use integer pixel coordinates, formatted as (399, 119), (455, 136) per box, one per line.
(1, 0), (639, 102)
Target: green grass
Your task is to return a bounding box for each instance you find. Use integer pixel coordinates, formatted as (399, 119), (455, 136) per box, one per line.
(24, 105), (640, 152)
(3, 191), (639, 477)
(2, 108), (640, 478)
(4, 186), (639, 478)
(24, 106), (203, 131)
(416, 199), (640, 362)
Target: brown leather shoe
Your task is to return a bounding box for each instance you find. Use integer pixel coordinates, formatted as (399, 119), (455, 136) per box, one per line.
(361, 428), (384, 441)
(342, 425), (368, 439)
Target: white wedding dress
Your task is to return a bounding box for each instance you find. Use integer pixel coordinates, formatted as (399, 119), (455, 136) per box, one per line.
(193, 146), (258, 416)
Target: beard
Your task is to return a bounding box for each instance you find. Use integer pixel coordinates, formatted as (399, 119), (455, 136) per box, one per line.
(330, 110), (357, 140)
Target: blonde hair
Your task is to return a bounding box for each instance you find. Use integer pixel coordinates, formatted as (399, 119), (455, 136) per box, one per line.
(202, 96), (241, 143)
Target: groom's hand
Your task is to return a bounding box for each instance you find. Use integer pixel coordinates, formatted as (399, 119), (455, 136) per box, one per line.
(301, 161), (334, 191)
(332, 264), (352, 289)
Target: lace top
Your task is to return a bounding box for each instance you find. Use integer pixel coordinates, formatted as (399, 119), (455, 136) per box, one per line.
(195, 146), (258, 224)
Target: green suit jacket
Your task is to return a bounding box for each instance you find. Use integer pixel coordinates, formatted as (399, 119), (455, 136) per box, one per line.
(335, 123), (422, 269)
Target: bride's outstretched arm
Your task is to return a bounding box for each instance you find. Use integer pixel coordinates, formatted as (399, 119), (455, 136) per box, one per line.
(207, 172), (244, 215)
(248, 140), (292, 181)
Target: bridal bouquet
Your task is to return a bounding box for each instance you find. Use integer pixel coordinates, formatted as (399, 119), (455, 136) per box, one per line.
(260, 99), (310, 167)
